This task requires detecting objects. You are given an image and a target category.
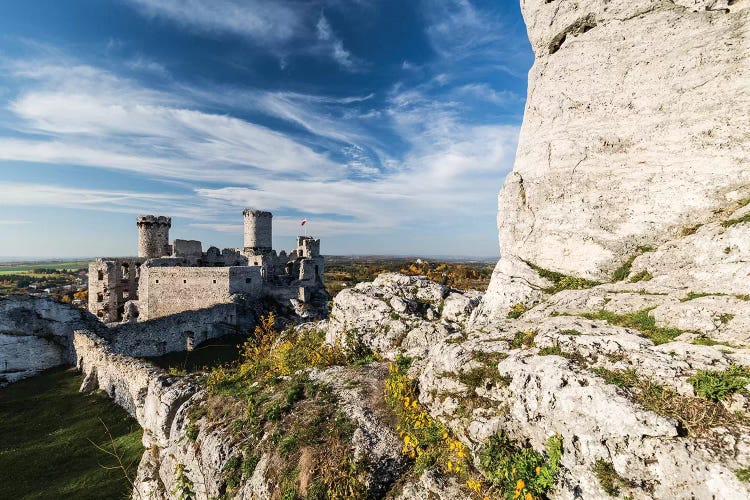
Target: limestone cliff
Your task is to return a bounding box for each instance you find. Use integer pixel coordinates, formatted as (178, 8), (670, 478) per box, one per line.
(0, 295), (98, 385)
(479, 0), (750, 319)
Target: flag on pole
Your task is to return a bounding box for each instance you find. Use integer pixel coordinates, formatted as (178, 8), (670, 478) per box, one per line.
(301, 218), (307, 226)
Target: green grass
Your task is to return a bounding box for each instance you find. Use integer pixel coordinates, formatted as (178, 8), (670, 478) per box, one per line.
(592, 459), (627, 496)
(722, 212), (750, 228)
(592, 367), (746, 435)
(0, 261), (89, 276)
(578, 308), (683, 345)
(0, 367), (143, 500)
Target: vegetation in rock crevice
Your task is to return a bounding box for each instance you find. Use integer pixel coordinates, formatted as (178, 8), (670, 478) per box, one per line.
(592, 459), (628, 496)
(611, 245), (654, 282)
(386, 355), (563, 500)
(194, 314), (379, 499)
(478, 432), (563, 500)
(385, 355), (483, 493)
(592, 368), (747, 436)
(687, 365), (750, 402)
(576, 308), (683, 345)
(525, 261), (601, 294)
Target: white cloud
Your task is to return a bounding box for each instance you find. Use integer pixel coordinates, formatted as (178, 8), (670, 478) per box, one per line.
(316, 15), (361, 71)
(123, 0), (303, 45)
(4, 63), (343, 182)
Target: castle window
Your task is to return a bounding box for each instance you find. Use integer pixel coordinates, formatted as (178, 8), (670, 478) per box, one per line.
(97, 270), (104, 281)
(155, 279), (159, 284)
(213, 279), (216, 284)
(97, 293), (103, 303)
(97, 310), (104, 318)
(183, 279), (187, 284)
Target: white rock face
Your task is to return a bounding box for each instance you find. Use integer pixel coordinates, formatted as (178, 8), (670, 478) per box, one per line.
(329, 272), (750, 498)
(0, 296), (97, 385)
(479, 0), (750, 321)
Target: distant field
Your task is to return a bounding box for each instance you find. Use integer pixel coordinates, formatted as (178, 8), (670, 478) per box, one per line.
(0, 260), (89, 275)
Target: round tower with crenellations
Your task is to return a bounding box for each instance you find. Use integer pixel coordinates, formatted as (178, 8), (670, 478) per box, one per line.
(243, 209), (273, 255)
(137, 215), (171, 258)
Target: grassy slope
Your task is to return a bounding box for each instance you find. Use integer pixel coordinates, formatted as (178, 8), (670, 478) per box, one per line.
(0, 367), (143, 500)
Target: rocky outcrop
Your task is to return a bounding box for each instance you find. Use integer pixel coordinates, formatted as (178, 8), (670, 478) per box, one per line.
(330, 272), (750, 499)
(479, 0), (750, 320)
(327, 273), (480, 358)
(0, 295), (98, 385)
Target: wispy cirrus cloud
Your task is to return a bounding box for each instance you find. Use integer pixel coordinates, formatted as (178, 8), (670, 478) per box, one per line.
(122, 0), (365, 71)
(3, 62), (343, 182)
(122, 0), (303, 45)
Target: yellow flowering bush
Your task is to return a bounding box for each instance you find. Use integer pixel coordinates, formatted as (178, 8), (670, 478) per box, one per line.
(386, 355), (489, 497)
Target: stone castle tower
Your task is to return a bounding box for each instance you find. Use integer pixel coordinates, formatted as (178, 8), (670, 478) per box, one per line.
(137, 215), (171, 258)
(243, 209), (272, 255)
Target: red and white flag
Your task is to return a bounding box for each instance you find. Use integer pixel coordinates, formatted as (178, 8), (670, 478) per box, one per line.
(301, 218), (307, 226)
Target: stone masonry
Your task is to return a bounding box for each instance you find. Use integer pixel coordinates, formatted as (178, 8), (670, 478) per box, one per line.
(89, 209), (327, 324)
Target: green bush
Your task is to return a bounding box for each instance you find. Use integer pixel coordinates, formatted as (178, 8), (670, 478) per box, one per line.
(688, 365), (750, 402)
(507, 302), (528, 319)
(478, 433), (563, 499)
(525, 261), (600, 293)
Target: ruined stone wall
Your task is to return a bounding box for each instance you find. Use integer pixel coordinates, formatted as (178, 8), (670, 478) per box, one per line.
(139, 266), (261, 320)
(104, 304), (243, 357)
(172, 239), (202, 258)
(88, 258), (143, 322)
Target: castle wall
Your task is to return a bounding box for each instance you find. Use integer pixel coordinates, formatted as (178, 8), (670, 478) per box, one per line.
(105, 304), (242, 357)
(173, 239), (202, 257)
(139, 266), (261, 321)
(88, 258), (143, 322)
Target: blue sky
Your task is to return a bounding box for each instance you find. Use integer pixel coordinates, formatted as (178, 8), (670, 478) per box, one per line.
(0, 0), (533, 258)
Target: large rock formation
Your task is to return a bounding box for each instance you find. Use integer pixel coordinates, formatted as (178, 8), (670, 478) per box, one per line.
(0, 296), (97, 385)
(328, 272), (750, 499)
(479, 0), (750, 320)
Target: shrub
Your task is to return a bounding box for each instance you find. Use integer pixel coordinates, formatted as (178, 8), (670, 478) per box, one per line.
(688, 365), (750, 402)
(478, 432), (563, 500)
(385, 355), (489, 495)
(507, 302), (528, 319)
(511, 329), (537, 349)
(722, 212), (750, 228)
(611, 246), (654, 282)
(736, 468), (750, 482)
(629, 270), (652, 283)
(173, 464), (195, 500)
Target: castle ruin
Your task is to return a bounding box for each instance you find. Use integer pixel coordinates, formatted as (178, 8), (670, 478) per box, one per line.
(89, 210), (325, 324)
